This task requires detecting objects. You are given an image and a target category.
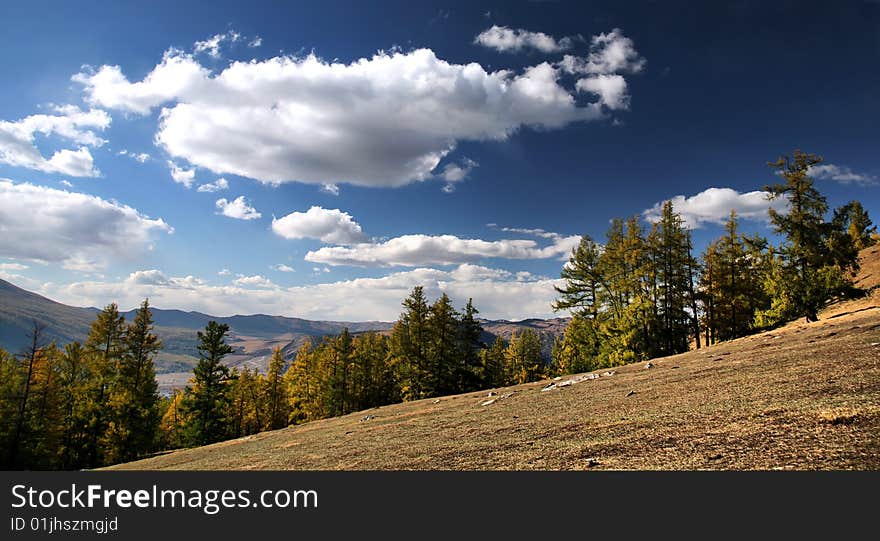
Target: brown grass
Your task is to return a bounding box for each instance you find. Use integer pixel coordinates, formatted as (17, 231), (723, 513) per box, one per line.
(109, 250), (880, 471)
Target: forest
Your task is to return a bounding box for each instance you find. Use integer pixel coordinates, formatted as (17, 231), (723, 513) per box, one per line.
(0, 150), (875, 470)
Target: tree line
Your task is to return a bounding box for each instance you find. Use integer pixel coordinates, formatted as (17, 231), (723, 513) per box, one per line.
(550, 150), (874, 374)
(0, 289), (548, 469)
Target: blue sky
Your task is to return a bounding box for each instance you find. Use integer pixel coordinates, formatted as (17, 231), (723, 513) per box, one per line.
(0, 0), (877, 321)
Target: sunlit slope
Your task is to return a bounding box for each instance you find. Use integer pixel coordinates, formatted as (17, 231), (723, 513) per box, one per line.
(112, 248), (880, 471)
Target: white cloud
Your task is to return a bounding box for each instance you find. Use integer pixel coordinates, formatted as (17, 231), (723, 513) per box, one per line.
(272, 206), (368, 244)
(557, 28), (644, 112)
(0, 178), (172, 270)
(576, 74), (629, 110)
(643, 187), (787, 229)
(0, 262), (29, 271)
(559, 28), (645, 75)
(40, 264), (563, 320)
(305, 232), (580, 267)
(73, 50), (209, 115)
(474, 25), (573, 53)
(0, 105), (109, 177)
(248, 37), (262, 48)
(193, 31), (242, 59)
(216, 196), (261, 220)
(218, 268), (231, 276)
(320, 183), (340, 196)
(808, 164), (877, 186)
(439, 157), (478, 192)
(74, 45), (616, 188)
(271, 264), (296, 272)
(168, 160), (196, 188)
(232, 274), (275, 288)
(197, 177), (229, 192)
(489, 225), (559, 239)
(118, 149), (150, 163)
(59, 180), (73, 187)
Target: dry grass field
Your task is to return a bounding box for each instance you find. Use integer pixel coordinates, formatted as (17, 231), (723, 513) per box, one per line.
(111, 248), (880, 471)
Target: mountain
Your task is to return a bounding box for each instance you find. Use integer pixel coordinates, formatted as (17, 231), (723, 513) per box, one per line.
(109, 247), (880, 471)
(0, 278), (569, 393)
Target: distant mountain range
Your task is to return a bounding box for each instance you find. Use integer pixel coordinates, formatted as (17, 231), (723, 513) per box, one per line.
(0, 278), (569, 392)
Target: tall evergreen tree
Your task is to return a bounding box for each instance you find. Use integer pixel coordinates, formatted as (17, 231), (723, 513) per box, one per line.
(106, 299), (161, 463)
(264, 347), (289, 430)
(183, 321), (234, 446)
(763, 150), (852, 322)
(457, 298), (484, 392)
(83, 304), (126, 468)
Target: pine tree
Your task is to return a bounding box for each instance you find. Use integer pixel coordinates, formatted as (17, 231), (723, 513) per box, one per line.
(264, 347), (289, 430)
(551, 315), (600, 375)
(426, 293), (460, 397)
(480, 336), (507, 388)
(83, 304), (126, 468)
(106, 299), (161, 464)
(57, 342), (92, 469)
(504, 330), (544, 384)
(183, 321), (234, 446)
(390, 286), (430, 400)
(457, 298), (484, 392)
(763, 150), (851, 322)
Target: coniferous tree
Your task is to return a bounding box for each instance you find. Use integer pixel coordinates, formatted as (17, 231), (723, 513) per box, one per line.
(83, 304), (126, 468)
(106, 299), (161, 463)
(264, 347), (289, 430)
(504, 330), (544, 384)
(457, 298), (484, 392)
(390, 286), (430, 400)
(480, 336), (508, 388)
(762, 150), (853, 322)
(183, 321), (234, 446)
(426, 293), (460, 397)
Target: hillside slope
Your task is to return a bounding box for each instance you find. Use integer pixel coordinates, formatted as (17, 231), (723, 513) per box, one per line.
(113, 250), (880, 471)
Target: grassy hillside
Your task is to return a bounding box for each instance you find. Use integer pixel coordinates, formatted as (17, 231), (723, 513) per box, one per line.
(112, 250), (880, 471)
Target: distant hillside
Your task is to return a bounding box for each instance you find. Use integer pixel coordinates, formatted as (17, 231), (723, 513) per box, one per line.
(0, 278), (568, 393)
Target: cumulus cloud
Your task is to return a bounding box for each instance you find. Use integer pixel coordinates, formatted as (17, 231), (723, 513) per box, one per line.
(575, 74), (629, 110)
(271, 264), (296, 272)
(216, 196), (261, 220)
(559, 28), (645, 76)
(194, 31), (242, 59)
(232, 274), (275, 288)
(474, 25), (573, 53)
(558, 28), (644, 113)
(0, 178), (172, 270)
(643, 187), (787, 229)
(808, 164), (877, 186)
(73, 50), (210, 115)
(41, 264), (563, 320)
(439, 158), (478, 192)
(197, 177), (229, 192)
(73, 44), (622, 188)
(168, 160), (196, 188)
(320, 183), (340, 196)
(0, 105), (109, 177)
(248, 37), (262, 48)
(272, 206), (368, 244)
(305, 232), (580, 267)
